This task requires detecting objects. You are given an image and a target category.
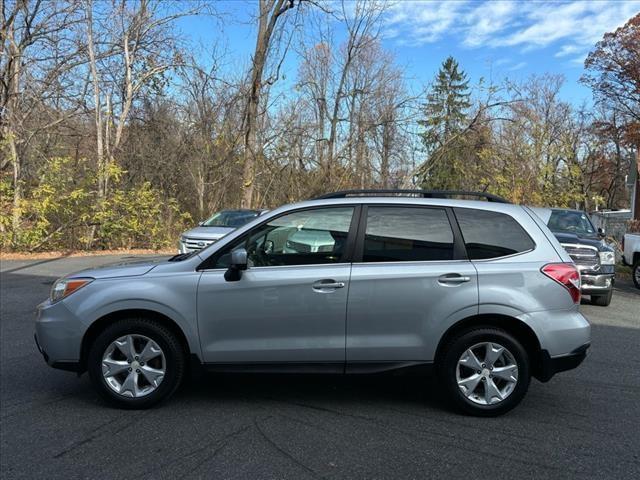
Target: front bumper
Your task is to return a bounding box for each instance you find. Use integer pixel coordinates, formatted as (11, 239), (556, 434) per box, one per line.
(580, 272), (614, 295)
(34, 333), (79, 372)
(537, 343), (590, 382)
(35, 299), (84, 370)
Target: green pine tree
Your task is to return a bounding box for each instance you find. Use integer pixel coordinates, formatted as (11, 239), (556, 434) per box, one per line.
(419, 57), (471, 189)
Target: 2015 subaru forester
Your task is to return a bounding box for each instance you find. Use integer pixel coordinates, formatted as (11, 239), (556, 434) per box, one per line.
(35, 190), (590, 416)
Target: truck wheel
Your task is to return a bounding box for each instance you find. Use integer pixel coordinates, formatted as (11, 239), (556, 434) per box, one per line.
(87, 318), (186, 409)
(437, 327), (530, 417)
(633, 260), (640, 290)
(590, 289), (612, 306)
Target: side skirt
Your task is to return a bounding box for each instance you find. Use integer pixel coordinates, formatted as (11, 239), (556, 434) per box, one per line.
(198, 360), (434, 376)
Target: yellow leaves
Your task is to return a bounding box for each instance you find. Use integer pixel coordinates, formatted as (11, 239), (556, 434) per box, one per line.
(4, 156), (189, 251)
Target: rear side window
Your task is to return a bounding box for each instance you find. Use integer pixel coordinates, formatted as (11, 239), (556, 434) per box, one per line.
(454, 208), (535, 259)
(363, 207), (454, 262)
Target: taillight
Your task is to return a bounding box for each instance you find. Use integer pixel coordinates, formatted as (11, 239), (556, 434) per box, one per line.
(541, 263), (581, 304)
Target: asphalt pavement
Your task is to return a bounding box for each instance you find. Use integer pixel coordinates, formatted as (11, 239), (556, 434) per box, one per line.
(1, 255), (639, 479)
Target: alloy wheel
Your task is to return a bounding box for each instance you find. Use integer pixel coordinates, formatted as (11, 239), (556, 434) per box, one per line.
(102, 334), (166, 398)
(456, 342), (518, 405)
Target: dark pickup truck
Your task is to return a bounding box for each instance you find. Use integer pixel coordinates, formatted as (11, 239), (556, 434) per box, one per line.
(531, 207), (615, 306)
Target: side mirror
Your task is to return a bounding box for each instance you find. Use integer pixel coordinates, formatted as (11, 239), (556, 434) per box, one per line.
(224, 248), (248, 282)
(598, 227), (605, 238)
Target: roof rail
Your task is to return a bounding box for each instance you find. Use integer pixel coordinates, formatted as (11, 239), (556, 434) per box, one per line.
(312, 189), (510, 203)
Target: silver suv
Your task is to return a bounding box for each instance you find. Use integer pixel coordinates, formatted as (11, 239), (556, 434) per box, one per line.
(35, 190), (590, 416)
(179, 209), (266, 253)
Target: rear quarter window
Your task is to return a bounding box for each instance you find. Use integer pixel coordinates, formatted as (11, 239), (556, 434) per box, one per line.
(454, 208), (535, 260)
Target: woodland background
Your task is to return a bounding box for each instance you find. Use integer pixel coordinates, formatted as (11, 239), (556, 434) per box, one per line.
(1, 0), (639, 251)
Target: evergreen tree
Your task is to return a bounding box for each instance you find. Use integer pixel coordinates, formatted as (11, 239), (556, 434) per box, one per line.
(419, 57), (471, 189)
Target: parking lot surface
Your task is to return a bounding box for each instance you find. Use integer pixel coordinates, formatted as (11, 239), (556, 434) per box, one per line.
(1, 255), (639, 479)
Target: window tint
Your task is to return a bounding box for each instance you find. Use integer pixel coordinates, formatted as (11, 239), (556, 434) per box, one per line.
(454, 208), (535, 259)
(547, 210), (595, 235)
(362, 207), (454, 262)
(214, 207), (354, 268)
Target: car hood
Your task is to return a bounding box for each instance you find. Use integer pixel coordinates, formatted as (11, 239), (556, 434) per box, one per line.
(68, 260), (160, 280)
(552, 232), (611, 252)
(181, 226), (235, 241)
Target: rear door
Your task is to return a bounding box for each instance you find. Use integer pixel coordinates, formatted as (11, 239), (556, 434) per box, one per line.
(346, 205), (478, 366)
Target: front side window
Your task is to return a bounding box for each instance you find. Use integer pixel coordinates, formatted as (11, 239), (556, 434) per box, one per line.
(362, 207), (454, 262)
(214, 207), (354, 268)
(454, 208), (535, 259)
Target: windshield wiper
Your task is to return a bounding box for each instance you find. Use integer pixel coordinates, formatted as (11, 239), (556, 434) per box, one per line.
(168, 252), (194, 262)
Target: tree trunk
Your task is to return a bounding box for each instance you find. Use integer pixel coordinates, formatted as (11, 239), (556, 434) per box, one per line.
(7, 22), (22, 238)
(381, 118), (391, 188)
(85, 0), (105, 199)
(240, 0), (292, 208)
(9, 133), (21, 235)
(635, 149), (640, 220)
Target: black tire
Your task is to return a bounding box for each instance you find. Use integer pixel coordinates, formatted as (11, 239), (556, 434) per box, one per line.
(437, 327), (530, 417)
(590, 289), (613, 306)
(633, 261), (640, 290)
(87, 317), (186, 409)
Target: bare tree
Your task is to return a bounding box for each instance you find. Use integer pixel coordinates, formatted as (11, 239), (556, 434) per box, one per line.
(324, 0), (386, 184)
(82, 0), (201, 199)
(240, 0), (299, 208)
(1, 0), (84, 234)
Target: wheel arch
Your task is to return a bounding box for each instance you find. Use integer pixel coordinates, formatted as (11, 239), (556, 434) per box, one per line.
(79, 308), (193, 374)
(434, 314), (544, 379)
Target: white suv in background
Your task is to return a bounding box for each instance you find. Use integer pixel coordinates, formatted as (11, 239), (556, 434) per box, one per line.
(178, 209), (267, 253)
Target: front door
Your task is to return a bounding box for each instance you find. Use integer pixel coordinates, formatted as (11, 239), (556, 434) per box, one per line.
(197, 206), (357, 368)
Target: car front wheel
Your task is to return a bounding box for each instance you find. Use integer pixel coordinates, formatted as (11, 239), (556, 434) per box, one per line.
(590, 289), (612, 306)
(438, 328), (530, 416)
(87, 318), (186, 409)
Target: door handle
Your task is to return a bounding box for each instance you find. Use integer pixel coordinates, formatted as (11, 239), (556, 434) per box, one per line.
(312, 279), (345, 291)
(438, 274), (471, 285)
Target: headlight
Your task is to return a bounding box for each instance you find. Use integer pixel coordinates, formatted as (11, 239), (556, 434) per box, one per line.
(598, 251), (615, 265)
(50, 277), (93, 303)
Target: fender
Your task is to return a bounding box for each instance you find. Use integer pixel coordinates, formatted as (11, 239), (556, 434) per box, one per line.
(64, 273), (202, 358)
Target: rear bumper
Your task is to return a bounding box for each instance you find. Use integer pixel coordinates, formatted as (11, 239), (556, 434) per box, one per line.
(537, 343), (589, 382)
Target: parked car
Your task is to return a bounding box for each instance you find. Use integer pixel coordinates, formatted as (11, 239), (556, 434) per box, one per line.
(178, 209), (266, 253)
(35, 190), (590, 416)
(530, 207), (615, 306)
(622, 232), (640, 289)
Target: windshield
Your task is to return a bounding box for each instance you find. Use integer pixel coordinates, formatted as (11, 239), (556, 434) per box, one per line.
(203, 210), (260, 228)
(547, 210), (596, 235)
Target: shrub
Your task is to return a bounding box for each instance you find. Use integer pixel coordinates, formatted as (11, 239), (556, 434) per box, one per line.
(1, 157), (191, 252)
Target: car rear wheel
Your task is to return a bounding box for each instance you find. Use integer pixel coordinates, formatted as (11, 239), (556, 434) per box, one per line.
(87, 318), (186, 409)
(438, 328), (530, 416)
(590, 289), (612, 306)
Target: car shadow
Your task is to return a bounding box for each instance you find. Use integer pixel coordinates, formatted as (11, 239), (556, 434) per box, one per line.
(178, 370), (448, 412)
